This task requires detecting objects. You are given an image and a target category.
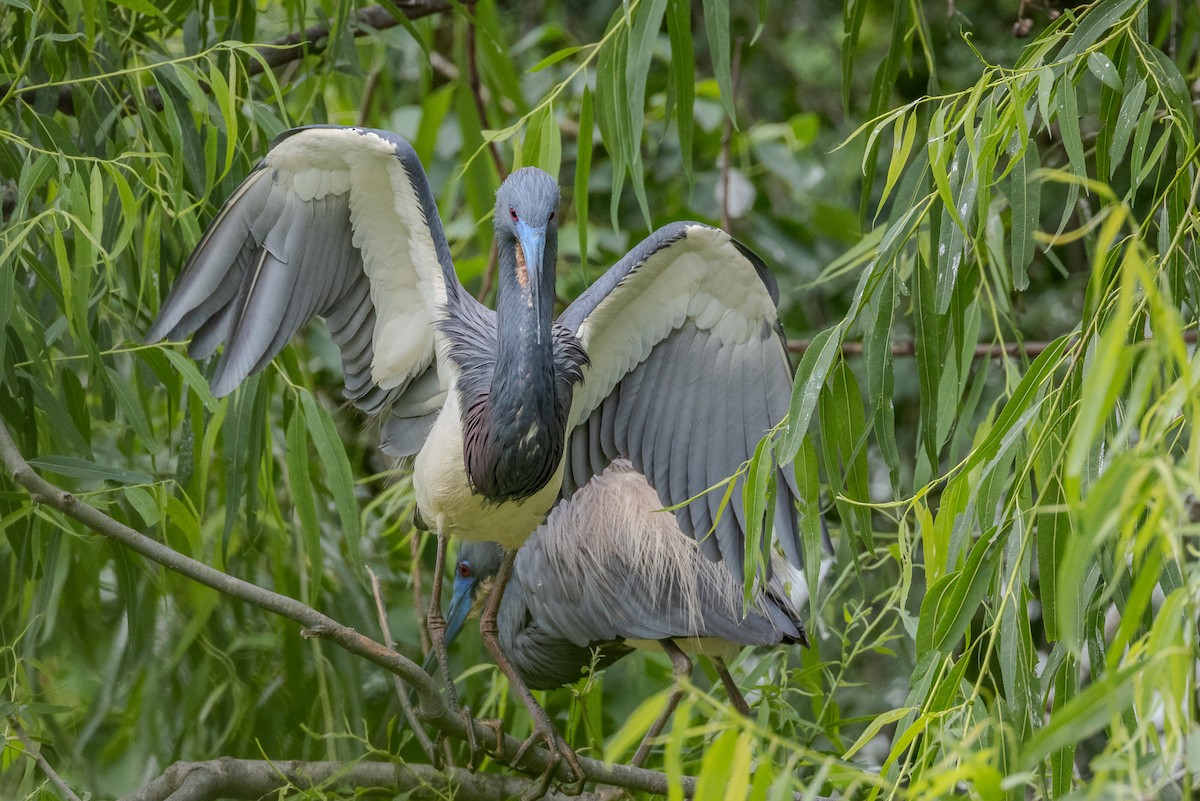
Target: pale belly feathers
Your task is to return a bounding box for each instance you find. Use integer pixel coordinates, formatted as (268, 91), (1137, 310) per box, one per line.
(413, 389), (565, 549)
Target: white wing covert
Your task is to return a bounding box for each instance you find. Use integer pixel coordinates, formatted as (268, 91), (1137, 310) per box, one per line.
(557, 223), (802, 579)
(147, 125), (466, 418)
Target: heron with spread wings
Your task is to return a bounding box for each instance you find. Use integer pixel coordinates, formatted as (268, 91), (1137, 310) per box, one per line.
(147, 125), (803, 786)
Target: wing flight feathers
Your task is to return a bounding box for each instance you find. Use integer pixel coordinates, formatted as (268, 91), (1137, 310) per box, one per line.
(559, 223), (801, 578)
(148, 126), (465, 420)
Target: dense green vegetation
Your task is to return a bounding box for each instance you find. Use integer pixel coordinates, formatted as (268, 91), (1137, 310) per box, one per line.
(1, 0), (1197, 798)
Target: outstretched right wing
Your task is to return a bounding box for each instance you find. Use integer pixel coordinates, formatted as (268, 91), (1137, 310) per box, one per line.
(147, 125), (472, 419)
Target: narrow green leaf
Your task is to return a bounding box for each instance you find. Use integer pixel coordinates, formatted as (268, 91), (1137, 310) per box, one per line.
(701, 0), (735, 123)
(1086, 51), (1122, 90)
(795, 436), (823, 620)
(287, 404), (323, 601)
(912, 247), (942, 473)
(779, 324), (843, 462)
(1037, 477), (1070, 642)
(530, 45), (584, 72)
(695, 728), (742, 801)
(1057, 0), (1139, 61)
(28, 455), (155, 486)
(1056, 79), (1087, 180)
(932, 529), (1002, 652)
(1107, 77), (1146, 175)
(222, 375), (263, 555)
(1009, 140), (1040, 290)
(866, 271), (899, 490)
(104, 366), (154, 444)
(161, 348), (220, 413)
(575, 85), (594, 268)
(841, 0), (870, 113)
(667, 0), (694, 186)
(414, 84), (456, 166)
(1019, 660), (1141, 771)
(843, 707), (914, 760)
(301, 390), (363, 577)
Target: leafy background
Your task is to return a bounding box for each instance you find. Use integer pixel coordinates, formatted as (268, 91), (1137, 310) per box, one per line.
(1, 0), (1198, 799)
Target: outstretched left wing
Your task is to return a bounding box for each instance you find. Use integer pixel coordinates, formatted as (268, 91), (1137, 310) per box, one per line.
(147, 125), (470, 420)
(556, 223), (800, 579)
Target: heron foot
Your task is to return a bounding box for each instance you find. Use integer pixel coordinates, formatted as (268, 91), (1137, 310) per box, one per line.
(458, 705), (487, 771)
(478, 716), (505, 755)
(510, 713), (585, 800)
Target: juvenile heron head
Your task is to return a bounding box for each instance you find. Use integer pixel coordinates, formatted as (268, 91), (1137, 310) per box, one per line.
(444, 541), (505, 644)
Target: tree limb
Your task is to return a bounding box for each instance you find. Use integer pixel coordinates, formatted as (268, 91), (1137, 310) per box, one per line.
(6, 715), (84, 801)
(0, 417), (697, 798)
(118, 758), (580, 801)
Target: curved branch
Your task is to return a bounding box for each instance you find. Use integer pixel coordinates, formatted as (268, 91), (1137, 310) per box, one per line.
(119, 758), (581, 801)
(0, 417), (694, 798)
(6, 716), (83, 801)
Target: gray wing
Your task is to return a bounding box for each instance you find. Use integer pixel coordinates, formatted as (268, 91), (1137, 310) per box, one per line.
(147, 125), (469, 426)
(515, 461), (804, 648)
(498, 573), (632, 691)
(557, 223), (801, 579)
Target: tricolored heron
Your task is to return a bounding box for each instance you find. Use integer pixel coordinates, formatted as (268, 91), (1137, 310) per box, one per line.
(437, 459), (807, 766)
(147, 125), (803, 784)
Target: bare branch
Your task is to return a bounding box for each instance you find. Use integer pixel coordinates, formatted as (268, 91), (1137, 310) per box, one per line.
(0, 417), (698, 798)
(117, 758), (581, 801)
(6, 716), (84, 801)
(369, 567), (438, 763)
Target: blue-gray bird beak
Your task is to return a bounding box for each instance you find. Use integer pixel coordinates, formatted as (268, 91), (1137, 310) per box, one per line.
(421, 572), (477, 675)
(422, 571), (478, 676)
(514, 220), (547, 343)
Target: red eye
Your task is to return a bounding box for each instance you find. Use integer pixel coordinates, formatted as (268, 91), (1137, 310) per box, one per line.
(509, 207), (518, 222)
(457, 562), (472, 578)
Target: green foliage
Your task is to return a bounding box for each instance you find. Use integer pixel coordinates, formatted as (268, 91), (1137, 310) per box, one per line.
(2, 1), (1198, 800)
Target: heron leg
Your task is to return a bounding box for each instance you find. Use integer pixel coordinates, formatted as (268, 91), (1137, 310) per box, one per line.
(712, 656), (750, 717)
(479, 548), (586, 797)
(631, 639), (692, 768)
(426, 533), (481, 762)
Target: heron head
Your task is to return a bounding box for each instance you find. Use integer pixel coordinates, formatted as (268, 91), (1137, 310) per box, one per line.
(494, 168), (559, 334)
(443, 540), (506, 647)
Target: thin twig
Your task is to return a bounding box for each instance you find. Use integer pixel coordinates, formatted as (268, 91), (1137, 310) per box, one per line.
(0, 418), (700, 798)
(358, 68), (383, 127)
(7, 715), (84, 801)
(467, 12), (508, 182)
(468, 7), (507, 303)
(476, 238), (499, 302)
(368, 567), (438, 763)
(411, 533), (431, 657)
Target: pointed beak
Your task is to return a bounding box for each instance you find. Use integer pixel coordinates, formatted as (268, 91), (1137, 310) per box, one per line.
(514, 220), (547, 341)
(423, 572), (478, 675)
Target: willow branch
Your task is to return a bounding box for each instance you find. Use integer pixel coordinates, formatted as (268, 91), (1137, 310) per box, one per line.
(6, 716), (84, 801)
(785, 329), (1197, 360)
(368, 567), (438, 764)
(118, 758), (580, 801)
(4, 2), (458, 116)
(0, 417), (694, 798)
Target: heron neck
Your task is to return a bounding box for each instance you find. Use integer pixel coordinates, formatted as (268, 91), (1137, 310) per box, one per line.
(492, 241), (558, 417)
(457, 238), (564, 503)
